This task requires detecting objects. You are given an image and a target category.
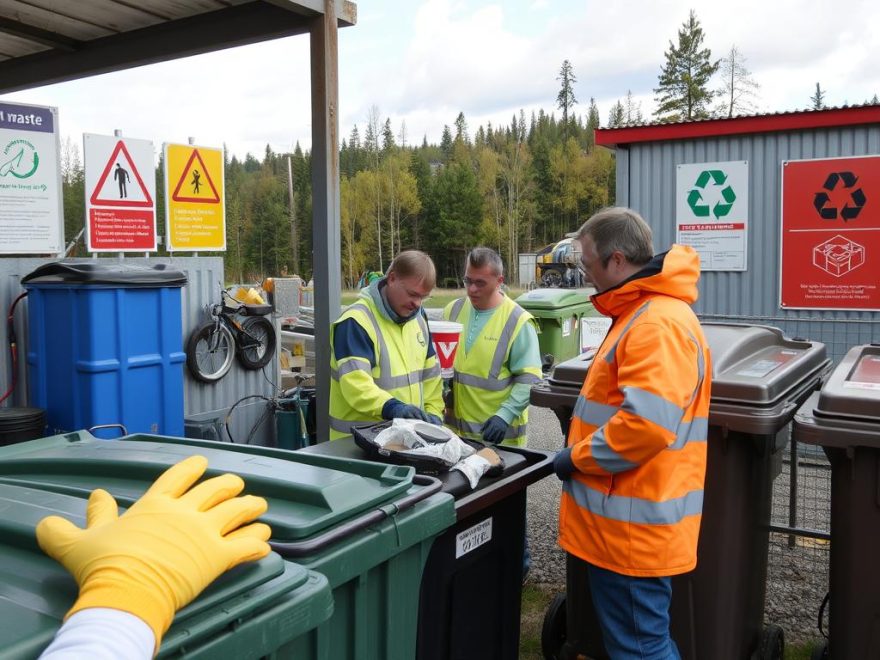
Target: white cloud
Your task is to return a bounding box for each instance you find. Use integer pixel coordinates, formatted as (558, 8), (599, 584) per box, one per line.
(3, 0), (879, 157)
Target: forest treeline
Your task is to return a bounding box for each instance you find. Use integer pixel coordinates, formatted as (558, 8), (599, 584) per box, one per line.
(60, 106), (615, 288)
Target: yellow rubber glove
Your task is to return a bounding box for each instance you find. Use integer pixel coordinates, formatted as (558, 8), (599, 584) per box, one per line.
(36, 455), (272, 649)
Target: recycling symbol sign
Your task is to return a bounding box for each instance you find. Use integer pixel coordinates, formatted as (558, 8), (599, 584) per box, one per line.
(686, 169), (737, 219)
(813, 171), (866, 221)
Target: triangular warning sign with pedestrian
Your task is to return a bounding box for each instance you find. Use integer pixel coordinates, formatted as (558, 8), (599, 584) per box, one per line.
(89, 140), (153, 208)
(172, 148), (221, 203)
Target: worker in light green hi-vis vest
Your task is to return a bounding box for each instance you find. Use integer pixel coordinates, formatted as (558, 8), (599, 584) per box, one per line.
(443, 247), (542, 448)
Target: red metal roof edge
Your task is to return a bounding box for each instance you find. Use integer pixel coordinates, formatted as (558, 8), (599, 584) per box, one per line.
(595, 105), (880, 147)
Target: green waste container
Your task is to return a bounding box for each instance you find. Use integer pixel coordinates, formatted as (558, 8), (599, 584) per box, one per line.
(0, 480), (333, 659)
(515, 288), (598, 366)
(0, 432), (456, 660)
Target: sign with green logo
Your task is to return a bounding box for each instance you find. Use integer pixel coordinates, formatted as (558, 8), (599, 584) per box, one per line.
(0, 101), (63, 255)
(676, 160), (748, 271)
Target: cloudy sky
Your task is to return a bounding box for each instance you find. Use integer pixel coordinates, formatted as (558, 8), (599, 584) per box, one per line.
(2, 0), (878, 159)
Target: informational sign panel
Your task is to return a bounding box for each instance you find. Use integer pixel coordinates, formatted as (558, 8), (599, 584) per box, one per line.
(676, 160), (749, 271)
(781, 155), (880, 310)
(0, 101), (63, 254)
(84, 133), (156, 252)
(164, 143), (225, 251)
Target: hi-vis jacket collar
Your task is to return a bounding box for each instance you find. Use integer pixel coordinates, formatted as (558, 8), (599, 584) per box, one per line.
(590, 244), (701, 319)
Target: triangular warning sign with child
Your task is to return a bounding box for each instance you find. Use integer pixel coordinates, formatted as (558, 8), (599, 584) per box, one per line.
(171, 148), (221, 203)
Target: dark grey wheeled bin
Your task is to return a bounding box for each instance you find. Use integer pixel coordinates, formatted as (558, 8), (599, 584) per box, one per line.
(300, 434), (553, 660)
(532, 323), (830, 660)
(793, 344), (880, 660)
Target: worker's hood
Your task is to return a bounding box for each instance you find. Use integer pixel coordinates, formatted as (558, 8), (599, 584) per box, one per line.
(591, 244), (701, 318)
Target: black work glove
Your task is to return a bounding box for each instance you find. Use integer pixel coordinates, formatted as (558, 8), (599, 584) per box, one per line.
(382, 399), (430, 422)
(480, 415), (509, 444)
(553, 447), (576, 481)
(425, 413), (444, 426)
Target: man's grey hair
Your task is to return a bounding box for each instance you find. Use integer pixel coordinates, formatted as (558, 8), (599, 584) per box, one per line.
(466, 247), (504, 277)
(575, 207), (654, 267)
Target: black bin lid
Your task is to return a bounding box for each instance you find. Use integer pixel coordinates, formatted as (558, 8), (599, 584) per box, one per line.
(545, 323), (828, 409)
(702, 323), (828, 407)
(814, 344), (880, 422)
(22, 261), (187, 288)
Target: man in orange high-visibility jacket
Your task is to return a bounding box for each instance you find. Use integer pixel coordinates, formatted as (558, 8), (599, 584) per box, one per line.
(553, 207), (711, 659)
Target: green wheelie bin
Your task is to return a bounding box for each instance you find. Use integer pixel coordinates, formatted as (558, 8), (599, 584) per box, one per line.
(515, 288), (598, 367)
(0, 480), (333, 659)
(0, 432), (456, 660)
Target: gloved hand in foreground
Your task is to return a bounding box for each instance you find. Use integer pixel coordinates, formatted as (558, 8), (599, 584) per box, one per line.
(553, 446), (576, 481)
(382, 398), (431, 422)
(36, 455), (271, 650)
(480, 415), (510, 444)
(425, 413), (444, 426)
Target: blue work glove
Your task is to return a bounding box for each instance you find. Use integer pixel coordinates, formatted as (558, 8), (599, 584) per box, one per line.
(425, 413), (444, 426)
(382, 399), (430, 422)
(553, 446), (576, 481)
(480, 415), (509, 444)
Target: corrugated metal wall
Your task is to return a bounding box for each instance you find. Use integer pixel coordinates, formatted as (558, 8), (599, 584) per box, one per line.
(615, 125), (880, 362)
(0, 256), (277, 445)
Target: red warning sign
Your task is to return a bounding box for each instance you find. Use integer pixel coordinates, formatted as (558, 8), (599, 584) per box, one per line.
(89, 140), (153, 208)
(171, 148), (221, 203)
(84, 133), (157, 252)
(780, 155), (880, 310)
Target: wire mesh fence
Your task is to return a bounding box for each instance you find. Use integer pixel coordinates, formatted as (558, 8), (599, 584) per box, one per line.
(765, 441), (831, 645)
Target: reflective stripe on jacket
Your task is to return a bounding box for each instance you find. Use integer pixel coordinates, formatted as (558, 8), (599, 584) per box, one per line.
(443, 295), (542, 447)
(329, 295), (442, 440)
(559, 245), (712, 577)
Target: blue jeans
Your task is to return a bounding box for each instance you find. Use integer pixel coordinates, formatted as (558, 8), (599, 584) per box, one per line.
(587, 563), (681, 660)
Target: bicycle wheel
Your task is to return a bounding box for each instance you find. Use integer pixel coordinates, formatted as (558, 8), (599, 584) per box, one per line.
(186, 321), (235, 382)
(236, 316), (276, 370)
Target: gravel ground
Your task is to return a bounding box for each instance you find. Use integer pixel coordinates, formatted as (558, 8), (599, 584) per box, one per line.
(523, 404), (831, 647)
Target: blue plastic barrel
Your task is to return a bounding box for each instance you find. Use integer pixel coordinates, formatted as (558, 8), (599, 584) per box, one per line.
(22, 262), (187, 438)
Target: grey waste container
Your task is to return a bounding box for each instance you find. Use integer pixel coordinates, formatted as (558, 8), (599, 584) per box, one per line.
(300, 435), (554, 660)
(532, 323), (830, 660)
(793, 344), (880, 660)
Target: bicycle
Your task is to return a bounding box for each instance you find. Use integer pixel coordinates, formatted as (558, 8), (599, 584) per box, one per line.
(186, 286), (277, 383)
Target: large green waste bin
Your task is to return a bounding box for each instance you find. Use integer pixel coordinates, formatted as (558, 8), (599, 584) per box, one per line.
(515, 288), (597, 366)
(0, 480), (333, 659)
(0, 432), (456, 660)
(793, 344), (880, 660)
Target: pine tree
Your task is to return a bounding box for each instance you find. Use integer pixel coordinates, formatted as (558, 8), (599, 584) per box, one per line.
(715, 45), (760, 117)
(653, 10), (719, 121)
(607, 101), (625, 128)
(623, 90), (643, 124)
(454, 112), (470, 145)
(810, 83), (826, 110)
(585, 98), (600, 151)
(440, 125), (453, 161)
(556, 59), (578, 139)
(382, 117), (396, 154)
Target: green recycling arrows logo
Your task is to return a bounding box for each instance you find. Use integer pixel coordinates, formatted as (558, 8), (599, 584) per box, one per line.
(687, 169), (736, 219)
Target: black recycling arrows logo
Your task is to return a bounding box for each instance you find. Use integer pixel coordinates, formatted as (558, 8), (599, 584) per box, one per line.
(813, 171), (866, 221)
